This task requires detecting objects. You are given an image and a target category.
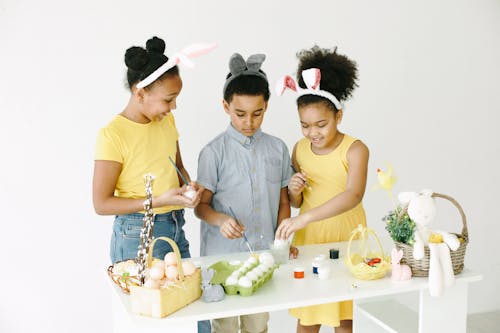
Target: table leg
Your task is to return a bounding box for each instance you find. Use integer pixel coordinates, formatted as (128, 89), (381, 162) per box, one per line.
(418, 282), (468, 333)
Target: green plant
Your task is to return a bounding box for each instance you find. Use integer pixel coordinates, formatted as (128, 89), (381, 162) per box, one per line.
(383, 207), (416, 244)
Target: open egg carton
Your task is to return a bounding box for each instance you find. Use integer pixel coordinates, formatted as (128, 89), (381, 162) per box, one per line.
(209, 252), (279, 296)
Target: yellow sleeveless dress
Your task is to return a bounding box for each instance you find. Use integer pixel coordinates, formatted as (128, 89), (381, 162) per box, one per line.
(289, 134), (367, 327)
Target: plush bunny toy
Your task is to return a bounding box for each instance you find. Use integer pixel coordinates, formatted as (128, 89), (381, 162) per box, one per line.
(398, 190), (460, 296)
(201, 268), (225, 303)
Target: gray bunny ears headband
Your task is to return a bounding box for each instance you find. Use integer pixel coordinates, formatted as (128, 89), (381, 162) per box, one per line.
(223, 53), (268, 94)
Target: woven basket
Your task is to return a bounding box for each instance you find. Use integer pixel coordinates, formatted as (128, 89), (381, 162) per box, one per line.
(107, 262), (141, 294)
(394, 193), (468, 277)
(345, 225), (391, 280)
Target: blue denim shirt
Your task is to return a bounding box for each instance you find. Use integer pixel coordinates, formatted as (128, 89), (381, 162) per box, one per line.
(197, 124), (292, 256)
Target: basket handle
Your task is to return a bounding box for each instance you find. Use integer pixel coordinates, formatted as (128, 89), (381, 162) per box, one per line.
(432, 193), (468, 240)
(346, 225), (385, 266)
(147, 236), (186, 280)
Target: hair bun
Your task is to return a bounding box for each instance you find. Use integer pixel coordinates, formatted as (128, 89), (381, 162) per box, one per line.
(146, 36), (165, 55)
(125, 46), (149, 71)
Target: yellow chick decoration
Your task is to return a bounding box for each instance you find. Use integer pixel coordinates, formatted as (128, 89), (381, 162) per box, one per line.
(372, 163), (397, 205)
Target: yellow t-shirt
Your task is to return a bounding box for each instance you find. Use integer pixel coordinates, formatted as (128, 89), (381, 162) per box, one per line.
(95, 113), (182, 214)
(289, 134), (367, 327)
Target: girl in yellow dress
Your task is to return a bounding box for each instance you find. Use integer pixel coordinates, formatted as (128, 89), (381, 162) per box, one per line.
(275, 46), (369, 333)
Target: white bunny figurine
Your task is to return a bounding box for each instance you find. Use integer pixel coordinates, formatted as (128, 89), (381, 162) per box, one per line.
(201, 268), (225, 303)
(391, 248), (412, 281)
(398, 189), (459, 296)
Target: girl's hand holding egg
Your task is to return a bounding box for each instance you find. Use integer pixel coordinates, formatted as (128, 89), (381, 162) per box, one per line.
(181, 182), (203, 208)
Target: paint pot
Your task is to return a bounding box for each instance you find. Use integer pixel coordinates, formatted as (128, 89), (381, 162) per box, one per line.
(294, 267), (305, 279)
(329, 248), (339, 259)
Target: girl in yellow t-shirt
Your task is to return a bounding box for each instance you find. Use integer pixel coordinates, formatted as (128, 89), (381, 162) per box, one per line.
(93, 36), (205, 264)
(276, 46), (369, 333)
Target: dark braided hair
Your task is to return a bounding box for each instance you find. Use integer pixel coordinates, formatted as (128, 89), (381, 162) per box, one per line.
(124, 36), (179, 90)
(296, 46), (358, 113)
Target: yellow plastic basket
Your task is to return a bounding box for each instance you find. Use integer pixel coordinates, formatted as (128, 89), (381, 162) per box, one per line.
(345, 225), (390, 280)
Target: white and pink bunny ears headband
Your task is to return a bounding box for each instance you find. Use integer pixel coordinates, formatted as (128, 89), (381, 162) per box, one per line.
(136, 43), (217, 89)
(275, 68), (343, 110)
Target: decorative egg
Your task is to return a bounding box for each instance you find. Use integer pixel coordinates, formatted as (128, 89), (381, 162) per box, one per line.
(164, 252), (177, 266)
(259, 252), (275, 266)
(225, 275), (238, 285)
(182, 261), (197, 276)
(143, 278), (160, 289)
(238, 276), (252, 288)
(149, 266), (165, 280)
(165, 265), (179, 280)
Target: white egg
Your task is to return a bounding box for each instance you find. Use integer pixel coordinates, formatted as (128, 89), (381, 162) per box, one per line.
(273, 239), (288, 248)
(259, 263), (271, 272)
(225, 275), (238, 285)
(238, 276), (252, 288)
(183, 185), (196, 199)
(259, 252), (275, 266)
(245, 271), (258, 281)
(247, 256), (258, 264)
(252, 267), (264, 277)
(231, 271), (240, 278)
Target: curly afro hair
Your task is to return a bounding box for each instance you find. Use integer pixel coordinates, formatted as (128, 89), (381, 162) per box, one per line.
(124, 36), (179, 90)
(296, 46), (358, 112)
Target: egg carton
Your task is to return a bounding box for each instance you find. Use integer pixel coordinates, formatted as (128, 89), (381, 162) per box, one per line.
(209, 260), (278, 296)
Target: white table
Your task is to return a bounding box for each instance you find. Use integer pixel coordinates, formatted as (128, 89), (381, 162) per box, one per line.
(109, 241), (482, 333)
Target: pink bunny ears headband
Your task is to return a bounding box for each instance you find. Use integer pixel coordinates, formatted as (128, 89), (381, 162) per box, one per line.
(275, 68), (343, 110)
(223, 53), (268, 94)
(136, 43), (217, 89)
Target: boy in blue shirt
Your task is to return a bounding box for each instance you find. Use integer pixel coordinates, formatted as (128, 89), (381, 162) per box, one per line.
(195, 53), (293, 333)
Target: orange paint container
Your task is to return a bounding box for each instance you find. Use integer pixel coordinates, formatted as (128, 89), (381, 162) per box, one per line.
(294, 267), (305, 279)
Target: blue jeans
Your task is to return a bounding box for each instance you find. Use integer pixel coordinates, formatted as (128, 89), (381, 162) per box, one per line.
(110, 210), (190, 264)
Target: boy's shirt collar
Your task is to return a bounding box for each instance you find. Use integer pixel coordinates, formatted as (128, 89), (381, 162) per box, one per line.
(226, 123), (262, 147)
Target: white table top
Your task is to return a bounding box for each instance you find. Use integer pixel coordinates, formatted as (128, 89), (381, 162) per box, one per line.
(110, 241), (482, 325)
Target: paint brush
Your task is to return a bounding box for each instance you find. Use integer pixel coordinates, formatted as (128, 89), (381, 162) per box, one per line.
(229, 206), (254, 254)
(168, 156), (189, 186)
(290, 164), (312, 190)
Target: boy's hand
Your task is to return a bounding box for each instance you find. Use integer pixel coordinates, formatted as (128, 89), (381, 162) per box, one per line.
(219, 215), (244, 239)
(288, 172), (307, 196)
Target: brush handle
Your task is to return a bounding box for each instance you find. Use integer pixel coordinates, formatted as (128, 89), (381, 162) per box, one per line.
(168, 156), (189, 186)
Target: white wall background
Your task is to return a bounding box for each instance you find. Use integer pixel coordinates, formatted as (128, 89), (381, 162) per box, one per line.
(1, 0), (499, 332)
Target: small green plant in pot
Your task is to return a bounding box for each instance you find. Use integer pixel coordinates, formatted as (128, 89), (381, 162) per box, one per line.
(383, 206), (416, 244)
